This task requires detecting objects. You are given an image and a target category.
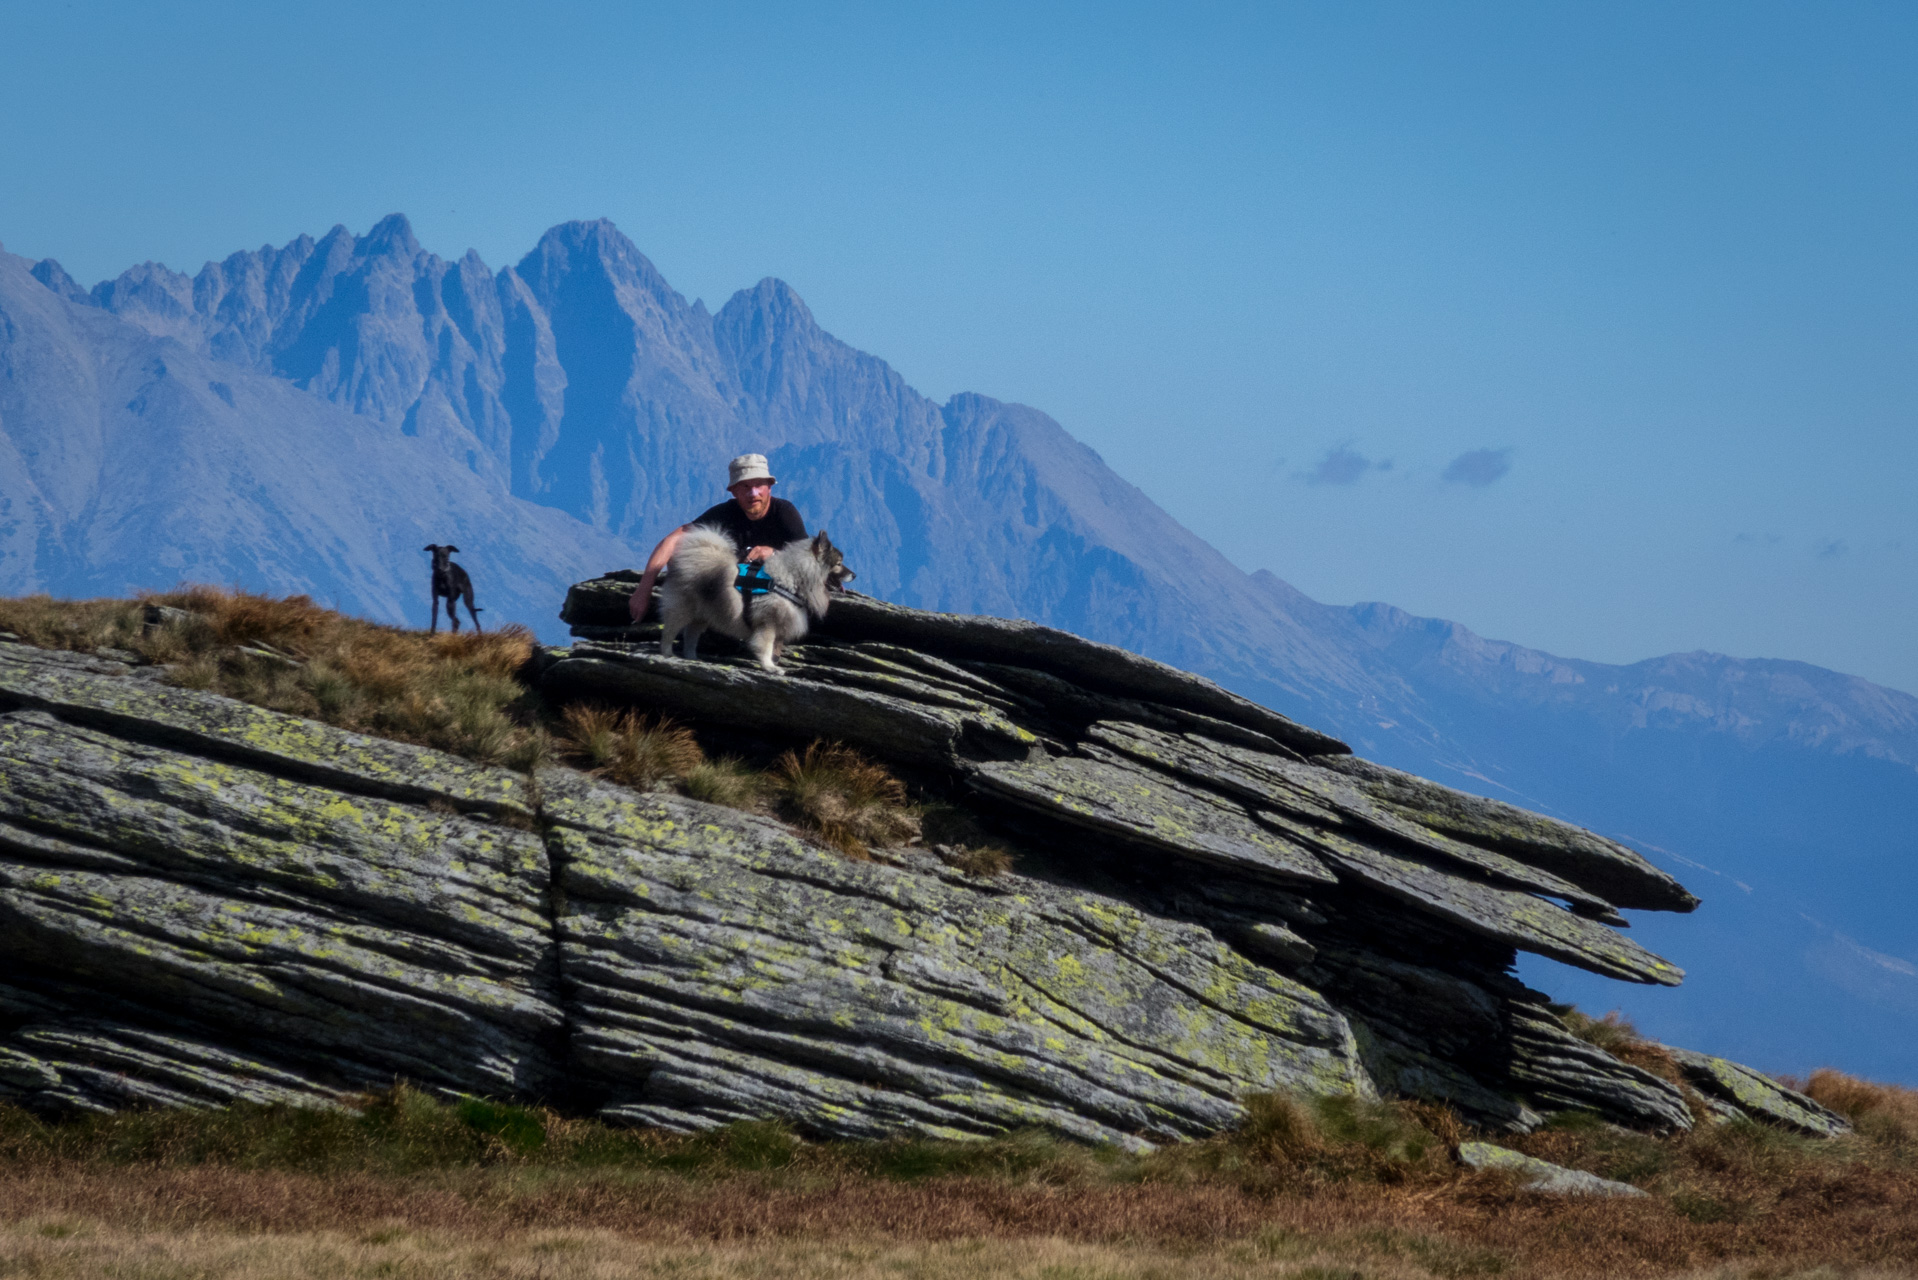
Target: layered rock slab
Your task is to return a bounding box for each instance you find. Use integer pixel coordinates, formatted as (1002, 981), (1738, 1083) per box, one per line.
(1457, 1142), (1650, 1197)
(0, 646), (562, 1113)
(540, 769), (1372, 1147)
(1666, 1047), (1851, 1137)
(544, 588), (1708, 1132)
(0, 595), (1788, 1146)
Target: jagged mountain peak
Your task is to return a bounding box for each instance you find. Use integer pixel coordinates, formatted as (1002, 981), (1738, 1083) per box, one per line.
(725, 275), (816, 321)
(360, 212), (423, 258)
(27, 258), (88, 305)
(520, 218), (646, 275)
(515, 218), (690, 317)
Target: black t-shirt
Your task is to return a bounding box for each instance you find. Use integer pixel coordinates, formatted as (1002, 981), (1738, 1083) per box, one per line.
(691, 497), (808, 556)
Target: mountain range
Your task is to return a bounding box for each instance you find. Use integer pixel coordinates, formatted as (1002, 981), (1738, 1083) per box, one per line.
(6, 214), (1914, 1080)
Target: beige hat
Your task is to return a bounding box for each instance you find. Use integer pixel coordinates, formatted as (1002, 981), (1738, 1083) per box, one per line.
(728, 453), (776, 487)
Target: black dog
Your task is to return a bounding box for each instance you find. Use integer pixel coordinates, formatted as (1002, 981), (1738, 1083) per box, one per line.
(424, 544), (483, 633)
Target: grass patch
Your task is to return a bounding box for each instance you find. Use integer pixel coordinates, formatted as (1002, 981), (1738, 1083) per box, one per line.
(1549, 1003), (1684, 1084)
(0, 591), (931, 860)
(2, 1085), (1918, 1276)
(1796, 1068), (1918, 1153)
(922, 799), (1016, 876)
(771, 740), (922, 857)
(681, 755), (769, 809)
(0, 1087), (1461, 1186)
(1144, 1092), (1465, 1195)
(0, 587), (544, 766)
(939, 843), (1015, 877)
(555, 703), (703, 790)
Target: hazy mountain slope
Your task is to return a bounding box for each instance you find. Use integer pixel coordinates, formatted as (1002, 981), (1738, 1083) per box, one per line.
(0, 248), (639, 631)
(1254, 585), (1918, 1078)
(66, 216), (1389, 698)
(40, 214), (1918, 1079)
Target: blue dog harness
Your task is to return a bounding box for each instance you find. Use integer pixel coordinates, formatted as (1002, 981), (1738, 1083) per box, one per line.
(734, 561), (815, 617)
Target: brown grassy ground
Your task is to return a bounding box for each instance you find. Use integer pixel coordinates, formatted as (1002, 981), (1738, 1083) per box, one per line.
(1, 1082), (1914, 1279)
(0, 586), (545, 766)
(0, 588), (927, 848)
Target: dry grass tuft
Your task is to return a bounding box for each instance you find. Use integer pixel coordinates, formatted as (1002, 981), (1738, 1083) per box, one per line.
(1550, 1003), (1683, 1083)
(940, 844), (1014, 878)
(556, 704), (704, 791)
(772, 741), (921, 857)
(681, 756), (768, 810)
(0, 593), (154, 652)
(1236, 1091), (1323, 1161)
(0, 587), (544, 766)
(1798, 1068), (1918, 1151)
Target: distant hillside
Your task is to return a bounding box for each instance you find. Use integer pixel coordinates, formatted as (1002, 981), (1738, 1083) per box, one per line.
(10, 215), (1916, 1080)
(0, 247), (639, 631)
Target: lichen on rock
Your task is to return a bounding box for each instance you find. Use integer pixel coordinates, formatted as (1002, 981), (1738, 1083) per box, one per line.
(0, 586), (1814, 1145)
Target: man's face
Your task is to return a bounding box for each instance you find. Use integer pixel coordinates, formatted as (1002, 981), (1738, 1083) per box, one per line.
(729, 479), (774, 520)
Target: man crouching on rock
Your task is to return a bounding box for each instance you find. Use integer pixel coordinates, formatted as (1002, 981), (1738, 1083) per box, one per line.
(628, 453), (810, 622)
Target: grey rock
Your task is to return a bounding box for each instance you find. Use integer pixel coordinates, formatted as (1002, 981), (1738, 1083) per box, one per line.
(560, 573), (645, 630)
(1665, 1046), (1851, 1137)
(1231, 922), (1317, 968)
(1259, 809), (1681, 987)
(1456, 1142), (1649, 1196)
(1318, 756), (1699, 913)
(793, 645), (1044, 721)
(541, 643), (1039, 766)
(968, 752), (1336, 886)
(0, 686), (563, 1106)
(540, 767), (1372, 1145)
(0, 641), (536, 820)
(962, 661), (1297, 754)
(1088, 722), (1625, 914)
(1506, 1003), (1694, 1131)
(538, 585), (1701, 1133)
(0, 591), (1715, 1140)
(820, 595), (1348, 758)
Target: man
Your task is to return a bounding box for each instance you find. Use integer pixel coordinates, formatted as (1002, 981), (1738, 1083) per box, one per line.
(629, 453), (809, 621)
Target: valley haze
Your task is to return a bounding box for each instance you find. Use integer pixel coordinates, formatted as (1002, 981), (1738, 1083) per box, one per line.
(3, 214), (1914, 1082)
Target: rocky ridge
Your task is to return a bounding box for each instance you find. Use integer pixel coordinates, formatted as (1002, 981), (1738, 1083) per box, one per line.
(0, 587), (1849, 1146)
(20, 221), (1918, 1083)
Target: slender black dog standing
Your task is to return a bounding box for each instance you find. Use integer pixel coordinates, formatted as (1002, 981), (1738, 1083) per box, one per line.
(424, 544), (483, 633)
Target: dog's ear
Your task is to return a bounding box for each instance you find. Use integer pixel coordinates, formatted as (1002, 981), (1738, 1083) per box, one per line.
(424, 544), (438, 552)
(446, 545), (460, 553)
(812, 530), (832, 554)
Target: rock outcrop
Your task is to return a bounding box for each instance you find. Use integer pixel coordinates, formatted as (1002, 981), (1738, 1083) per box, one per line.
(0, 587), (1842, 1145)
(1456, 1142), (1650, 1197)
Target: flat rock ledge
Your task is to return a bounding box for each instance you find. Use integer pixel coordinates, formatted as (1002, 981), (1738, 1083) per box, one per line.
(1456, 1142), (1650, 1197)
(0, 588), (1812, 1146)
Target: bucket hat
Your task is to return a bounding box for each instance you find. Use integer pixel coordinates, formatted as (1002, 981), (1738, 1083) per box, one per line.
(728, 453), (776, 487)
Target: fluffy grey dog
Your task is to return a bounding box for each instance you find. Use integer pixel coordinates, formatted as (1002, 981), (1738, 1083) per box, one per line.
(658, 526), (845, 672)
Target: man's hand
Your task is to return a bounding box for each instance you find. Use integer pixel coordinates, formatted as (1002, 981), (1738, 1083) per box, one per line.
(628, 583), (653, 622)
(744, 545), (775, 563)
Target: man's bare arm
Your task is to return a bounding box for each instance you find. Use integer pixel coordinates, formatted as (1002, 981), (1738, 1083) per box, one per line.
(629, 526), (692, 621)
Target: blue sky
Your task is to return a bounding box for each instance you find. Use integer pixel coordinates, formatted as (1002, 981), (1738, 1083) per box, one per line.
(5, 1), (1914, 691)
